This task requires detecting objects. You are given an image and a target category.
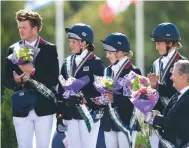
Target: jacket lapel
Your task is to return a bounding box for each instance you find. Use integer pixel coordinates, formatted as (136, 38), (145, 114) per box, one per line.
(104, 66), (112, 77)
(116, 60), (131, 78)
(64, 55), (74, 78)
(160, 51), (180, 83)
(73, 52), (93, 77)
(71, 55), (77, 76)
(36, 37), (45, 49)
(33, 37), (45, 63)
(168, 89), (189, 115)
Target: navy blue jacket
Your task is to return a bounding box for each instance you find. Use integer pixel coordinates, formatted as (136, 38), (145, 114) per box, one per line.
(100, 60), (141, 132)
(57, 51), (105, 120)
(153, 89), (189, 146)
(4, 38), (59, 117)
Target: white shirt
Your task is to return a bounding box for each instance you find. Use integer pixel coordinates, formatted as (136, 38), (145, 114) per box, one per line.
(75, 49), (88, 67)
(153, 49), (176, 75)
(25, 38), (38, 47)
(161, 49), (176, 69)
(178, 85), (189, 100)
(111, 56), (128, 77)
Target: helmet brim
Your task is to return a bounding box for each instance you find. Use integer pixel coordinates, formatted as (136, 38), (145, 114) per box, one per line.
(101, 39), (108, 45)
(65, 27), (74, 34)
(101, 40), (117, 52)
(65, 28), (82, 40)
(149, 34), (181, 42)
(149, 34), (164, 42)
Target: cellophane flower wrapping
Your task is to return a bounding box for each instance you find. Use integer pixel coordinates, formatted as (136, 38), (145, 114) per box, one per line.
(93, 76), (122, 105)
(58, 75), (90, 99)
(7, 43), (40, 65)
(121, 71), (159, 115)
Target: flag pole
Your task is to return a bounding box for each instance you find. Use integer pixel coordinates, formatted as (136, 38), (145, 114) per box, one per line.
(135, 0), (144, 75)
(55, 0), (64, 70)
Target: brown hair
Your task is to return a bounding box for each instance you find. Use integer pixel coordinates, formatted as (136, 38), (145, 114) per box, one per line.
(16, 9), (43, 32)
(86, 42), (94, 52)
(81, 40), (94, 52)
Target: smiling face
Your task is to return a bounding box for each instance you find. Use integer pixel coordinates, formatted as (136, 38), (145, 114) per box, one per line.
(170, 65), (185, 91)
(155, 42), (167, 56)
(18, 20), (38, 42)
(106, 51), (117, 64)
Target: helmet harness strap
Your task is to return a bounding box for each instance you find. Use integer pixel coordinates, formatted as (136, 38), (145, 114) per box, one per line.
(164, 41), (175, 56)
(76, 40), (89, 55)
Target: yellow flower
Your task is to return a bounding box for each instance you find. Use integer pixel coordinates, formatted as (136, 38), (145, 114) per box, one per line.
(104, 78), (115, 89)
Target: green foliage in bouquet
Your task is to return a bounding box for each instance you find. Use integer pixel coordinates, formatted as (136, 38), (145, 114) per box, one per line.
(15, 46), (34, 62)
(144, 83), (150, 88)
(1, 88), (18, 148)
(132, 77), (141, 92)
(135, 132), (151, 148)
(135, 112), (151, 148)
(104, 78), (115, 89)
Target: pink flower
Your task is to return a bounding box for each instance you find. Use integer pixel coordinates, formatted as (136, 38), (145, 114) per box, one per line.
(149, 93), (156, 100)
(139, 87), (147, 94)
(133, 91), (141, 100)
(139, 77), (149, 85)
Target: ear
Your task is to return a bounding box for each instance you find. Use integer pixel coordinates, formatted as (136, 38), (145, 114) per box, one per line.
(81, 40), (86, 45)
(81, 40), (88, 48)
(117, 51), (124, 56)
(166, 42), (173, 47)
(116, 51), (121, 57)
(33, 26), (38, 32)
(182, 73), (187, 79)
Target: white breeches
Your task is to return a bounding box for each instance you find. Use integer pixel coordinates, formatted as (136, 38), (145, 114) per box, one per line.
(131, 131), (138, 148)
(64, 119), (100, 148)
(13, 110), (53, 148)
(104, 130), (131, 148)
(149, 130), (159, 148)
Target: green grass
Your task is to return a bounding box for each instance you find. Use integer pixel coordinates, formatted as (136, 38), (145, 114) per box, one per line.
(1, 88), (18, 148)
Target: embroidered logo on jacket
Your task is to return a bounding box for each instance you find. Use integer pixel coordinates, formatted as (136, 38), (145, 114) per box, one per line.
(83, 66), (89, 71)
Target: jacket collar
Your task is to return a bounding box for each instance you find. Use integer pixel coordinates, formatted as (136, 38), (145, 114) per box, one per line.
(19, 37), (45, 46)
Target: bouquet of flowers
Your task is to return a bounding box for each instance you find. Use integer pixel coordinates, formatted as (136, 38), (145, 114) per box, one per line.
(59, 75), (95, 132)
(58, 75), (90, 99)
(122, 72), (173, 148)
(93, 76), (122, 105)
(7, 44), (40, 65)
(121, 71), (159, 115)
(94, 75), (132, 146)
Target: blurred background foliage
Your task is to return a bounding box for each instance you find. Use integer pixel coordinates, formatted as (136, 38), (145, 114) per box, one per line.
(1, 1), (189, 147)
